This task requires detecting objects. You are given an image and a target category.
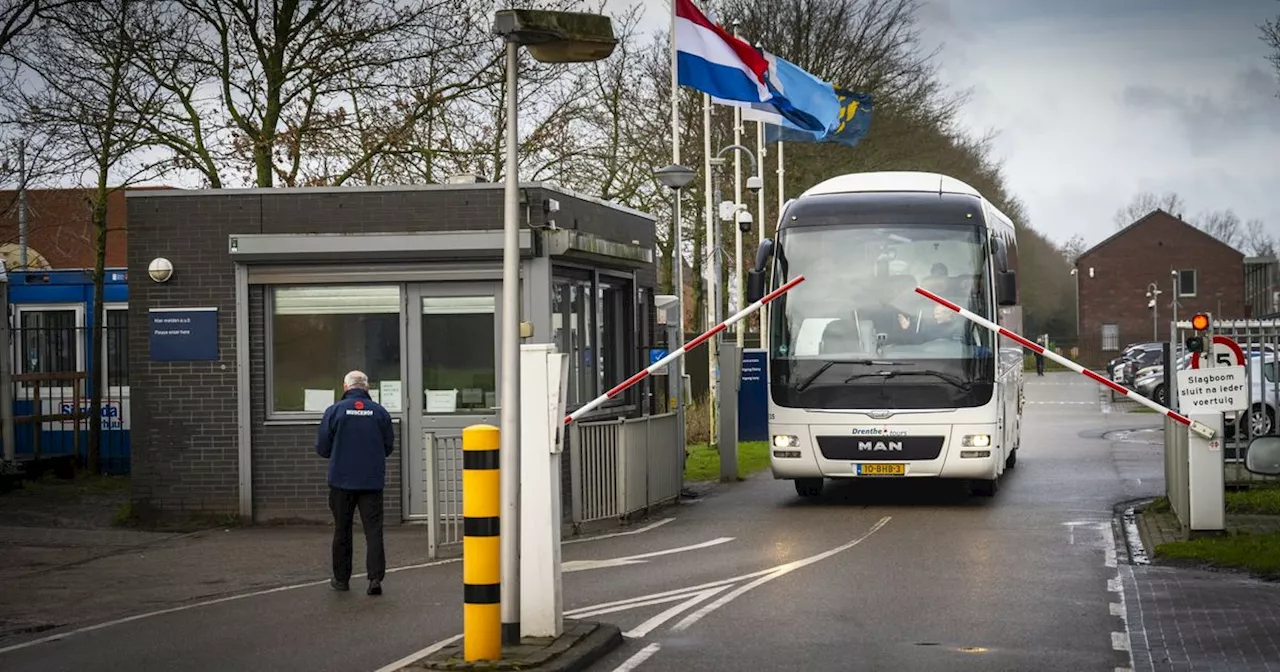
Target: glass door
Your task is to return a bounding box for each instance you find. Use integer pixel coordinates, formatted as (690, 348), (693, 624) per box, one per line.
(404, 282), (501, 527)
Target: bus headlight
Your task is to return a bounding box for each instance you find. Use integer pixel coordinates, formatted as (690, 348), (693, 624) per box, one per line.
(772, 434), (799, 448)
(962, 434), (991, 448)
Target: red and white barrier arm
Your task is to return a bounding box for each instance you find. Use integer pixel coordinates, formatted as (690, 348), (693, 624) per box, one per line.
(914, 286), (1216, 440)
(565, 275), (807, 424)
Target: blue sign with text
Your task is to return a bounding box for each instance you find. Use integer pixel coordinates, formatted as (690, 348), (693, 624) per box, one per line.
(149, 308), (219, 361)
(738, 349), (768, 441)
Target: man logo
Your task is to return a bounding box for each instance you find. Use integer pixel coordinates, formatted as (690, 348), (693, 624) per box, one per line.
(857, 441), (903, 451)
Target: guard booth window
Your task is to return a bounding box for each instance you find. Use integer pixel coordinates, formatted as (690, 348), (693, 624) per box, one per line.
(552, 269), (636, 412)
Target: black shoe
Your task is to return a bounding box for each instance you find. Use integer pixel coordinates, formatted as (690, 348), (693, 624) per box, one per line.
(331, 578), (349, 591)
(367, 579), (382, 596)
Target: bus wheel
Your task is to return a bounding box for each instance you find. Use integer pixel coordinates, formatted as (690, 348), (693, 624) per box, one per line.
(1005, 448), (1018, 469)
(971, 477), (999, 497)
(795, 478), (824, 498)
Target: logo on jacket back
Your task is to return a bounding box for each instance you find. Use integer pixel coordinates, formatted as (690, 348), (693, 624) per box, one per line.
(347, 399), (373, 416)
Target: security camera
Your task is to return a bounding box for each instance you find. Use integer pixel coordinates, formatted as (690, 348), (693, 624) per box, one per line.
(737, 209), (753, 233)
(746, 176), (763, 194)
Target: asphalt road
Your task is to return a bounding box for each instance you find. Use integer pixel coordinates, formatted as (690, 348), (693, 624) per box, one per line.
(0, 372), (1166, 672)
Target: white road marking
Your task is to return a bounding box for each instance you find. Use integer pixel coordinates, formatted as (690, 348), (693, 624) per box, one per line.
(563, 518), (675, 545)
(611, 643), (661, 672)
(0, 557), (462, 656)
(378, 517), (893, 672)
(623, 587), (730, 639)
(371, 634), (463, 672)
(0, 516), (680, 656)
(562, 537), (734, 572)
(1105, 524), (1136, 671)
(670, 516), (891, 633)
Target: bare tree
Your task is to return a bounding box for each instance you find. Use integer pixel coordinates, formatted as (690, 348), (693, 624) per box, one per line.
(1113, 190), (1186, 229)
(1061, 234), (1087, 264)
(1263, 8), (1280, 95)
(1245, 218), (1276, 257)
(1194, 209), (1243, 249)
(138, 0), (485, 188)
(13, 0), (170, 472)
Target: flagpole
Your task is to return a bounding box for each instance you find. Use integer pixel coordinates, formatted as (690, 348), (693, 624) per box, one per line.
(669, 0), (686, 416)
(777, 139), (784, 221)
(703, 91), (718, 445)
(756, 118), (766, 348)
(732, 22), (744, 350)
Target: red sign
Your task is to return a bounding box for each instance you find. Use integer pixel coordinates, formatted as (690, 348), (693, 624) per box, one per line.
(1190, 335), (1245, 369)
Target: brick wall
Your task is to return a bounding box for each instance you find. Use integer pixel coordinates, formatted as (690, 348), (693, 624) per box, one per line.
(1077, 212), (1245, 368)
(128, 184), (653, 524)
(126, 194), (261, 522)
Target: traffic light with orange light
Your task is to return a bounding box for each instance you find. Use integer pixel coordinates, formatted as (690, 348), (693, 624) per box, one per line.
(1185, 313), (1210, 354)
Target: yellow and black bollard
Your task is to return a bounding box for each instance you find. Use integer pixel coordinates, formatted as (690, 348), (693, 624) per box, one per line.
(462, 424), (502, 661)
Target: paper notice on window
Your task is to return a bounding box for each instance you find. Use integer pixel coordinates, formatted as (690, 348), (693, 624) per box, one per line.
(425, 389), (458, 414)
(379, 380), (403, 413)
(368, 388), (381, 404)
(304, 388), (335, 412)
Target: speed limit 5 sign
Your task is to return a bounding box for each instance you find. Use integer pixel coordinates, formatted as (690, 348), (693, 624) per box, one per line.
(1190, 335), (1246, 369)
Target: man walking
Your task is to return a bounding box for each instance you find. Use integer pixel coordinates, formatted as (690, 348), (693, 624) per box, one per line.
(316, 370), (396, 595)
(1035, 336), (1046, 376)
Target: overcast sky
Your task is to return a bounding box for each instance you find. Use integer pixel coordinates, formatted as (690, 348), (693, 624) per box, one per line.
(618, 0), (1280, 251)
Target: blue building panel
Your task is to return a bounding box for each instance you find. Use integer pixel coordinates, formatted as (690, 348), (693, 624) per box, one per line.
(5, 268), (131, 474)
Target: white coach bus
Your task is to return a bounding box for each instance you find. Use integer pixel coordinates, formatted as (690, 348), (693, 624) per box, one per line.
(745, 171), (1025, 498)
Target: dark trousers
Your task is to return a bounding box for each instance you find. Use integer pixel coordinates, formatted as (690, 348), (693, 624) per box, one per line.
(329, 486), (386, 582)
(1035, 354), (1045, 375)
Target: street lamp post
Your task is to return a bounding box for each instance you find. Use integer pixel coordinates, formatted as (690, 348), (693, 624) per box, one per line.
(491, 9), (615, 647)
(655, 164), (695, 411)
(711, 143), (761, 348)
(1070, 267), (1080, 343)
(1146, 282), (1163, 341)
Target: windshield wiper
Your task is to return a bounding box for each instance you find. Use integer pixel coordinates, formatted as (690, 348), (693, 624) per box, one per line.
(793, 359), (911, 392)
(842, 369), (973, 390)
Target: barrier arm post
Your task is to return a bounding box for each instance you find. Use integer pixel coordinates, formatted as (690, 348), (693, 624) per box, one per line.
(913, 286), (1216, 440)
(565, 275), (806, 425)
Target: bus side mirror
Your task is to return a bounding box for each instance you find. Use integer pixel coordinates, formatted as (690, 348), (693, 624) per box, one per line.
(1245, 436), (1280, 476)
(746, 239), (774, 303)
(996, 271), (1017, 306)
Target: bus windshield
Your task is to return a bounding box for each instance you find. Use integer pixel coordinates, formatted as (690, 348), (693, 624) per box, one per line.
(768, 222), (996, 410)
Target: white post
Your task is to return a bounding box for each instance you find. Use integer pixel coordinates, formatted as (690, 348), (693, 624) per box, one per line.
(1186, 412), (1225, 533)
(499, 38), (523, 644)
(520, 344), (568, 637)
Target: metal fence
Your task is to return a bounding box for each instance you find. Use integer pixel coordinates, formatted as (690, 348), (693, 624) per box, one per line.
(569, 411), (684, 526)
(5, 320), (131, 474)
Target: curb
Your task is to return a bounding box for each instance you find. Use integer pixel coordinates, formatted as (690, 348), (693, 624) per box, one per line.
(405, 620), (623, 671)
(1111, 497), (1156, 566)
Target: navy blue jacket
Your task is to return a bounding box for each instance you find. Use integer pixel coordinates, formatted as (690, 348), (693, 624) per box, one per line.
(315, 388), (395, 491)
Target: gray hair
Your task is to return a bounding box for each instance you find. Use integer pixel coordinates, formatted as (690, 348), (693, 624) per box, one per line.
(343, 370), (369, 389)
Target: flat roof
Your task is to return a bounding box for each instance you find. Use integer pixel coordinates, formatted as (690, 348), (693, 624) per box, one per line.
(125, 180), (655, 222)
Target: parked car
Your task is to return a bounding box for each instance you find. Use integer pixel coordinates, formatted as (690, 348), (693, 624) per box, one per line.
(1117, 344), (1167, 387)
(1134, 352), (1192, 407)
(1225, 352), (1280, 439)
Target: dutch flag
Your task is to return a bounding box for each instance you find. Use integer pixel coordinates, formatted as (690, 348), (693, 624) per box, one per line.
(674, 0), (771, 104)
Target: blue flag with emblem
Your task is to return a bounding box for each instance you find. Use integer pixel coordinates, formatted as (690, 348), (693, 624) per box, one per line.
(763, 87), (873, 147)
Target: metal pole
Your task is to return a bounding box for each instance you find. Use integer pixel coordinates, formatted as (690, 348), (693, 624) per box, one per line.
(755, 120), (766, 346)
(0, 266), (12, 464)
(732, 26), (743, 348)
(703, 93), (717, 444)
(499, 38), (522, 646)
(672, 189), (685, 402)
(17, 139), (28, 269)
